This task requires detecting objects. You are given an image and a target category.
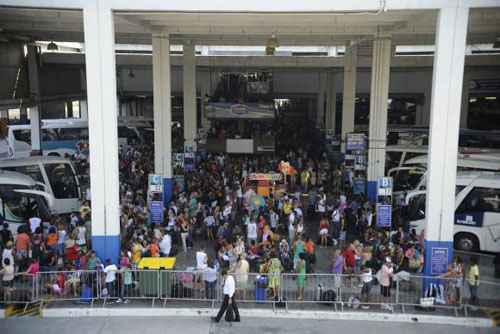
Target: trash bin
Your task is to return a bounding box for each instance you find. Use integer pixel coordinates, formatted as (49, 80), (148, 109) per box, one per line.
(255, 275), (268, 302)
(138, 270), (160, 298)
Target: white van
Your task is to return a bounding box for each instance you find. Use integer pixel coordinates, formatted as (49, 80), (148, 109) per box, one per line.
(0, 170), (55, 234)
(0, 156), (81, 214)
(405, 172), (500, 252)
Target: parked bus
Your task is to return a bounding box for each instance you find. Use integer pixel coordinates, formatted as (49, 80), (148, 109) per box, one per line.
(0, 156), (81, 214)
(7, 119), (144, 159)
(0, 170), (54, 234)
(389, 152), (500, 201)
(8, 119), (88, 158)
(405, 172), (500, 252)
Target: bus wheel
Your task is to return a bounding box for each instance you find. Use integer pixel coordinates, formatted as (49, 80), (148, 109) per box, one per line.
(454, 233), (479, 252)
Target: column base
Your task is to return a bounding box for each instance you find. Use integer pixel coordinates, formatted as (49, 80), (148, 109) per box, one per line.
(367, 181), (377, 202)
(163, 177), (173, 207)
(91, 235), (120, 265)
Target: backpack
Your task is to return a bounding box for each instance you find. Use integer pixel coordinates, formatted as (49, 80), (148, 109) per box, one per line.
(321, 289), (337, 305)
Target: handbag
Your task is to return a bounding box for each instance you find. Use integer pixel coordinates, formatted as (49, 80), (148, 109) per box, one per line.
(225, 304), (235, 322)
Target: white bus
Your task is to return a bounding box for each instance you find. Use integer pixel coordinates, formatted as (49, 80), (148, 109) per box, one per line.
(0, 156), (81, 214)
(8, 119), (144, 159)
(389, 153), (500, 201)
(405, 172), (500, 253)
(8, 119), (89, 159)
(0, 170), (55, 234)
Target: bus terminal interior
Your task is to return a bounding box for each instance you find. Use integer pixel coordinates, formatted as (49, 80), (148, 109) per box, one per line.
(0, 0), (500, 280)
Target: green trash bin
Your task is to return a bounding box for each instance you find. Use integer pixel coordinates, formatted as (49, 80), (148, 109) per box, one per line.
(138, 270), (160, 298)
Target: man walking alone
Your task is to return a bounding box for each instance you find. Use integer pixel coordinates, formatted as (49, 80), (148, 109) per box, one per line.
(212, 269), (240, 323)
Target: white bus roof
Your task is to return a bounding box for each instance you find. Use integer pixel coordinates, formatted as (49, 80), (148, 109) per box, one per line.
(403, 155), (500, 171)
(9, 120), (88, 130)
(456, 171), (500, 188)
(0, 170), (38, 187)
(386, 145), (500, 155)
(0, 156), (72, 167)
(386, 145), (428, 154)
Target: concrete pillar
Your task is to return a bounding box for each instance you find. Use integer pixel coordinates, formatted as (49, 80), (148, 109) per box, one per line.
(325, 71), (336, 133)
(367, 37), (392, 201)
(183, 43), (197, 151)
(152, 33), (173, 203)
(316, 72), (327, 129)
(200, 72), (211, 130)
(341, 43), (358, 152)
(460, 70), (470, 129)
(424, 6), (469, 276)
(80, 100), (88, 121)
(26, 45), (41, 154)
(83, 2), (120, 263)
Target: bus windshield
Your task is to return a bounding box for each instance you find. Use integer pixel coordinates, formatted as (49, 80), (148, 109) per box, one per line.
(44, 163), (79, 199)
(392, 169), (424, 192)
(0, 186), (51, 223)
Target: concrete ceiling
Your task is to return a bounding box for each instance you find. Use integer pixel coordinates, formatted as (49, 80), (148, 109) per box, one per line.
(0, 7), (499, 46)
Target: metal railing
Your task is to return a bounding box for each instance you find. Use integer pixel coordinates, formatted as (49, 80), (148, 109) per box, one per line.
(1, 270), (499, 316)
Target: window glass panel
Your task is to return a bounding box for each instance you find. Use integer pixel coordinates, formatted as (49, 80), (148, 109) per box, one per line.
(44, 163), (78, 199)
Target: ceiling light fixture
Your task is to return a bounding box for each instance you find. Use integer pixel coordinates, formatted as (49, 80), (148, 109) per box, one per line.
(47, 41), (58, 51)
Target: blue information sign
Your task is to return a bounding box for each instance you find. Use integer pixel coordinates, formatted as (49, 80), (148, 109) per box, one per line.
(346, 133), (367, 152)
(353, 178), (366, 195)
(376, 204), (392, 228)
(430, 247), (448, 275)
(150, 201), (164, 225)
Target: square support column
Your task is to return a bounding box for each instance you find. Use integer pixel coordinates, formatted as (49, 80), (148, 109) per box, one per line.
(367, 38), (391, 201)
(83, 3), (120, 264)
(341, 43), (357, 152)
(424, 6), (469, 276)
(26, 45), (41, 154)
(316, 72), (327, 129)
(183, 43), (197, 151)
(325, 71), (336, 133)
(152, 33), (173, 204)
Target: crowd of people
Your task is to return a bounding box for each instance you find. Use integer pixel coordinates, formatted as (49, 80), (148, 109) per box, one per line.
(0, 141), (486, 309)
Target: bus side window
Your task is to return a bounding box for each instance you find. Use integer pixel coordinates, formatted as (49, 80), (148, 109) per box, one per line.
(1, 165), (44, 184)
(457, 187), (500, 213)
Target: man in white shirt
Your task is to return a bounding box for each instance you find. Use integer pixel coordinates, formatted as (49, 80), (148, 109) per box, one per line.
(159, 233), (172, 257)
(196, 249), (208, 270)
(247, 220), (258, 245)
(212, 269), (240, 322)
(103, 259), (120, 302)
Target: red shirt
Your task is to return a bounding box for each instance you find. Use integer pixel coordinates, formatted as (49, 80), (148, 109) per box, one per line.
(342, 248), (356, 269)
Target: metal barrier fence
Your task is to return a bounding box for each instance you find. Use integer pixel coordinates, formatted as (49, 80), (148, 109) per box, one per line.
(1, 270), (499, 314)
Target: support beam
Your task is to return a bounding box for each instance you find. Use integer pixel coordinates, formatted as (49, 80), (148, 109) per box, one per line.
(152, 33), (173, 203)
(341, 43), (358, 152)
(83, 1), (120, 264)
(367, 37), (392, 201)
(316, 72), (327, 129)
(424, 6), (469, 276)
(26, 45), (41, 154)
(325, 71), (336, 133)
(183, 42), (197, 151)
